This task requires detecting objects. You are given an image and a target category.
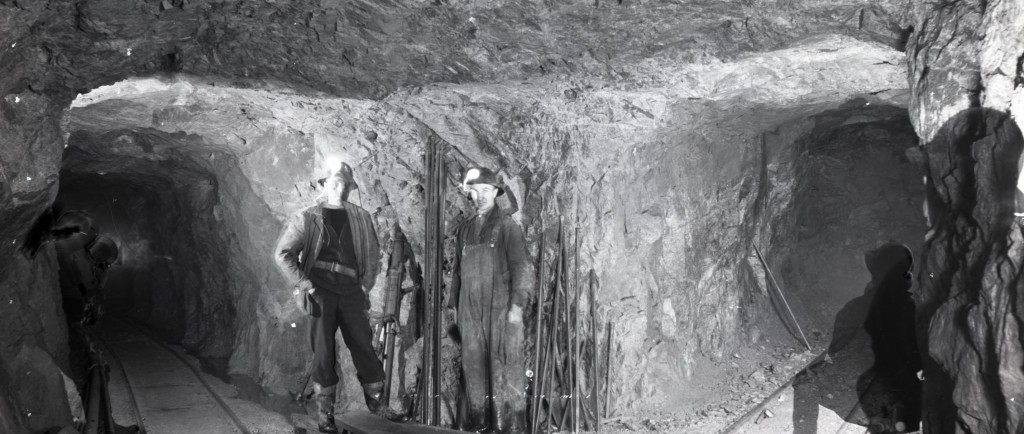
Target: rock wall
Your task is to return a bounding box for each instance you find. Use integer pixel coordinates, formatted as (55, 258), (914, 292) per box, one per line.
(50, 34), (910, 416)
(1, 0), (918, 430)
(907, 0), (1024, 432)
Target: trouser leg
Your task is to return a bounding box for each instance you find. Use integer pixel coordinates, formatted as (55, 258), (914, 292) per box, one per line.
(460, 316), (491, 429)
(337, 301), (385, 384)
(492, 316), (525, 433)
(312, 292), (340, 387)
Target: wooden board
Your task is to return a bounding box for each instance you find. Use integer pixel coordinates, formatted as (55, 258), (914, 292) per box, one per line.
(292, 411), (463, 434)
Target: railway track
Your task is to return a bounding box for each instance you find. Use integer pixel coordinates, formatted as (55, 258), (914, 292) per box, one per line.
(95, 317), (459, 434)
(95, 317), (255, 434)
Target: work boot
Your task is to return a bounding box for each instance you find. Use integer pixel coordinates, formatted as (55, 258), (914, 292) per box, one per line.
(362, 381), (406, 422)
(312, 382), (338, 433)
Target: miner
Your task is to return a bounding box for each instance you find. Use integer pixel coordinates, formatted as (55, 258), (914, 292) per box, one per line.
(274, 163), (403, 432)
(449, 167), (532, 433)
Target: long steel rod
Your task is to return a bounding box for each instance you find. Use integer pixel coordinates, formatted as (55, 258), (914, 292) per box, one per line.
(572, 226), (580, 433)
(589, 269), (599, 432)
(431, 139), (445, 423)
(542, 219), (564, 434)
(419, 146), (426, 422)
(530, 212), (546, 434)
(603, 321), (613, 418)
(420, 135), (447, 424)
(557, 229), (573, 429)
(752, 242), (811, 350)
(419, 139), (433, 423)
(557, 225), (572, 430)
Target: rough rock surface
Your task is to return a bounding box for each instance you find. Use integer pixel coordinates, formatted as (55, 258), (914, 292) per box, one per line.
(0, 0), (930, 431)
(907, 0), (1024, 432)
(52, 33), (907, 419)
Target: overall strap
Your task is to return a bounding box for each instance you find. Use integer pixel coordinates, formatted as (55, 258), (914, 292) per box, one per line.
(487, 220), (502, 247)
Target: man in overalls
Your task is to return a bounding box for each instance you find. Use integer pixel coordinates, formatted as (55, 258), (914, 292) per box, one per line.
(449, 167), (532, 433)
(274, 163), (403, 432)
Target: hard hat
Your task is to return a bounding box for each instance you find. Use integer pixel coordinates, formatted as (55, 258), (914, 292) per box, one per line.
(326, 162), (359, 190)
(88, 236), (118, 267)
(462, 167), (504, 196)
(51, 211), (97, 251)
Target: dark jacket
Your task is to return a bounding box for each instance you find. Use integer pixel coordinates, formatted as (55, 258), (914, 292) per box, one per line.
(448, 207), (532, 310)
(274, 201), (381, 292)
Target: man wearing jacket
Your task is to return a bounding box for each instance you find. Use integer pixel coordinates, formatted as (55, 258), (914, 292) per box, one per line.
(274, 163), (401, 432)
(449, 167), (532, 433)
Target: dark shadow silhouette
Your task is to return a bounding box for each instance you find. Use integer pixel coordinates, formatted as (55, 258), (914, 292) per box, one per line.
(857, 241), (921, 433)
(791, 241), (921, 433)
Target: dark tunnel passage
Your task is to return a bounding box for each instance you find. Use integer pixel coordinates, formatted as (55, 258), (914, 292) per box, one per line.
(773, 101), (925, 336)
(755, 102), (926, 433)
(54, 140), (244, 377)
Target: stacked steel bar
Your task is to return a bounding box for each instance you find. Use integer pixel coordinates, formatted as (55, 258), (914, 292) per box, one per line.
(528, 221), (608, 433)
(419, 134), (447, 425)
(541, 219), (565, 433)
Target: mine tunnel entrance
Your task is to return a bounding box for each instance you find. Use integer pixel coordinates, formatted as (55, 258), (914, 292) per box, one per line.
(47, 130), (306, 431)
(753, 101), (926, 432)
(776, 101), (925, 335)
(53, 141), (243, 381)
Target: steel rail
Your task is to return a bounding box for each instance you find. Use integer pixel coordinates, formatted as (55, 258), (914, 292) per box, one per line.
(109, 316), (253, 434)
(717, 351), (828, 434)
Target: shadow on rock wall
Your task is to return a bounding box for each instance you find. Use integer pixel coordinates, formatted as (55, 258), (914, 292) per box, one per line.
(916, 108), (1024, 434)
(791, 241), (921, 433)
(788, 108), (1024, 434)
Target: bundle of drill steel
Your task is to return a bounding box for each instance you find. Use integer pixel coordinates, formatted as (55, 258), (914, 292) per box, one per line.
(417, 134), (447, 425)
(528, 218), (607, 433)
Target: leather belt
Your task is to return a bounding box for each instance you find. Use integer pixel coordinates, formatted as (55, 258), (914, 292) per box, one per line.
(313, 260), (358, 278)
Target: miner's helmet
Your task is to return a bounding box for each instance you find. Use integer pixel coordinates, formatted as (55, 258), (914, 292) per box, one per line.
(51, 211), (98, 250)
(326, 162), (359, 191)
(88, 236), (118, 268)
(461, 166), (504, 196)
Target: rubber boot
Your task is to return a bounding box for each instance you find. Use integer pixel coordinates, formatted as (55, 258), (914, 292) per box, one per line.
(362, 381), (406, 422)
(312, 382), (338, 433)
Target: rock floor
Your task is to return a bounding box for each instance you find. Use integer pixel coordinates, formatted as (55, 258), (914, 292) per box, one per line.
(591, 330), (923, 433)
(93, 313), (922, 434)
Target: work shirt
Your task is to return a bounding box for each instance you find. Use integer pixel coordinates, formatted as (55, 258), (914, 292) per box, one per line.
(310, 207), (361, 292)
